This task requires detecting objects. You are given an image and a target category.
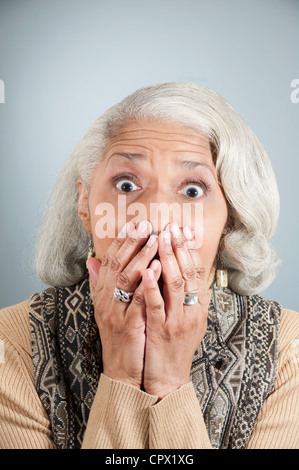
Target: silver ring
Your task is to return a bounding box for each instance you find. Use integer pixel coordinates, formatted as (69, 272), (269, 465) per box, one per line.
(114, 287), (134, 303)
(183, 291), (199, 306)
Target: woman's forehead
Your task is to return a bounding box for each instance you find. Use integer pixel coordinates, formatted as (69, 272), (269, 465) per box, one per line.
(105, 120), (212, 159)
(108, 119), (209, 141)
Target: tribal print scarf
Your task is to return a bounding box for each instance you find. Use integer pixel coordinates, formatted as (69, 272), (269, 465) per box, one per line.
(29, 277), (281, 449)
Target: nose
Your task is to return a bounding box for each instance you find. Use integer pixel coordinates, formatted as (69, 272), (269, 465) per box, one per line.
(130, 192), (182, 235)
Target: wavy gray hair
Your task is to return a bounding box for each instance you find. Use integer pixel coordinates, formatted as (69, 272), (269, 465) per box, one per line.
(35, 82), (280, 295)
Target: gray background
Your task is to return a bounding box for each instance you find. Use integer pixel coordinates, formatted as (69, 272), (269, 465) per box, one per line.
(0, 0), (298, 311)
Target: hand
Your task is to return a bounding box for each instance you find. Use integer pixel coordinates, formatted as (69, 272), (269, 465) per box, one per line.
(142, 224), (209, 399)
(87, 220), (161, 389)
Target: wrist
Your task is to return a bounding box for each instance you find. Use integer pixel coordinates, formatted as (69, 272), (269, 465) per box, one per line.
(144, 379), (190, 400)
(103, 369), (142, 390)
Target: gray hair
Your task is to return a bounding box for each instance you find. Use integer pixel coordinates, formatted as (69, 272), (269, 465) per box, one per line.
(35, 82), (280, 295)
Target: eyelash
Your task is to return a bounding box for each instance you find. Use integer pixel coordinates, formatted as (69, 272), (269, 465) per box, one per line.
(111, 174), (211, 197)
(180, 178), (211, 195)
(111, 173), (141, 188)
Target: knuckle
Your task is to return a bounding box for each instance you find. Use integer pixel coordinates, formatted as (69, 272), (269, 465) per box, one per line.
(182, 265), (197, 281)
(172, 321), (184, 338)
(164, 247), (175, 259)
(110, 256), (122, 272)
(106, 315), (119, 331)
(132, 290), (144, 306)
(150, 301), (164, 313)
(161, 327), (172, 342)
(196, 266), (206, 280)
(164, 246), (174, 261)
(114, 236), (124, 249)
(163, 320), (184, 340)
(101, 254), (109, 267)
(169, 275), (184, 291)
(118, 271), (131, 287)
(127, 236), (138, 247)
(173, 239), (185, 250)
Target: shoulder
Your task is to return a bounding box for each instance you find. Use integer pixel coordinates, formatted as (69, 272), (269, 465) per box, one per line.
(0, 299), (32, 357)
(279, 308), (299, 357)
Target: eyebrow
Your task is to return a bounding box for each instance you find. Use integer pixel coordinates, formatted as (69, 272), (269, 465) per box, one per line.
(180, 160), (213, 173)
(108, 152), (214, 178)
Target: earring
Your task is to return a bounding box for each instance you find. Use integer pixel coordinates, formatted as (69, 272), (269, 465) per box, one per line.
(87, 237), (95, 259)
(216, 256), (228, 288)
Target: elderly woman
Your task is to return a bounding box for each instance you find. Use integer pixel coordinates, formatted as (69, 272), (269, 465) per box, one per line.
(0, 83), (298, 449)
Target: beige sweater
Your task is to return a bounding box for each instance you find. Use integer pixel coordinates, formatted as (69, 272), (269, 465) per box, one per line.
(0, 298), (298, 449)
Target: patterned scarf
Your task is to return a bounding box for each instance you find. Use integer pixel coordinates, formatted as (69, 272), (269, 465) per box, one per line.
(29, 276), (281, 449)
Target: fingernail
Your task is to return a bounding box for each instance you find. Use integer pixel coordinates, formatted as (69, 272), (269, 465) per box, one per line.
(170, 223), (181, 238)
(146, 234), (157, 248)
(151, 259), (160, 271)
(118, 221), (132, 237)
(137, 220), (148, 234)
(162, 230), (171, 245)
(183, 226), (193, 240)
(146, 269), (154, 280)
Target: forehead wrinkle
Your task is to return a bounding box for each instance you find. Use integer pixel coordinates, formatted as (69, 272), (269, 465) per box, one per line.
(105, 129), (213, 172)
(179, 160), (213, 172)
(111, 126), (198, 137)
(108, 152), (146, 163)
(104, 145), (151, 169)
(113, 136), (208, 148)
(109, 129), (209, 147)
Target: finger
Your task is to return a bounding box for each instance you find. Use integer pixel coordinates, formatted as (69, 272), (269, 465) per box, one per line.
(142, 267), (165, 324)
(158, 229), (185, 311)
(169, 223), (198, 294)
(105, 220), (153, 292)
(127, 259), (162, 315)
(98, 220), (150, 293)
(115, 234), (159, 293)
(181, 227), (209, 307)
(86, 257), (101, 289)
(150, 258), (162, 279)
(97, 220), (136, 291)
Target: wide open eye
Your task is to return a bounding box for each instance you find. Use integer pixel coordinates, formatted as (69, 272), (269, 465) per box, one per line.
(115, 179), (140, 193)
(179, 183), (205, 199)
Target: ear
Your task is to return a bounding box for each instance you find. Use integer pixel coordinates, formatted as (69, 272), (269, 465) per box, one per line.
(77, 178), (92, 235)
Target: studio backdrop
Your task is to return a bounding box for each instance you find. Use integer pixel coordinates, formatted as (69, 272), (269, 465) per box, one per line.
(0, 0), (298, 311)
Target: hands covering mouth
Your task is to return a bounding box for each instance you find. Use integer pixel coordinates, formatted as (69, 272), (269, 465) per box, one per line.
(86, 220), (209, 399)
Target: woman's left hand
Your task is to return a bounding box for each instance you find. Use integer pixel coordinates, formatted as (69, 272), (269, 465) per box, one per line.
(142, 224), (209, 399)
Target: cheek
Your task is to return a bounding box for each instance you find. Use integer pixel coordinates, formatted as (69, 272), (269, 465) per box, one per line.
(90, 207), (119, 260)
(88, 187), (118, 260)
(93, 237), (113, 261)
(196, 201), (228, 267)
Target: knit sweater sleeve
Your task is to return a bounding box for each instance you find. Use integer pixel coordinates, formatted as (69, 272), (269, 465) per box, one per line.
(246, 308), (299, 449)
(0, 301), (55, 449)
(81, 376), (211, 449)
(81, 374), (158, 448)
(0, 300), (210, 449)
(0, 301), (298, 449)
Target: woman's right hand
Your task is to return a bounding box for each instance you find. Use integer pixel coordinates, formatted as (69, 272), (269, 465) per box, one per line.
(86, 221), (161, 390)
